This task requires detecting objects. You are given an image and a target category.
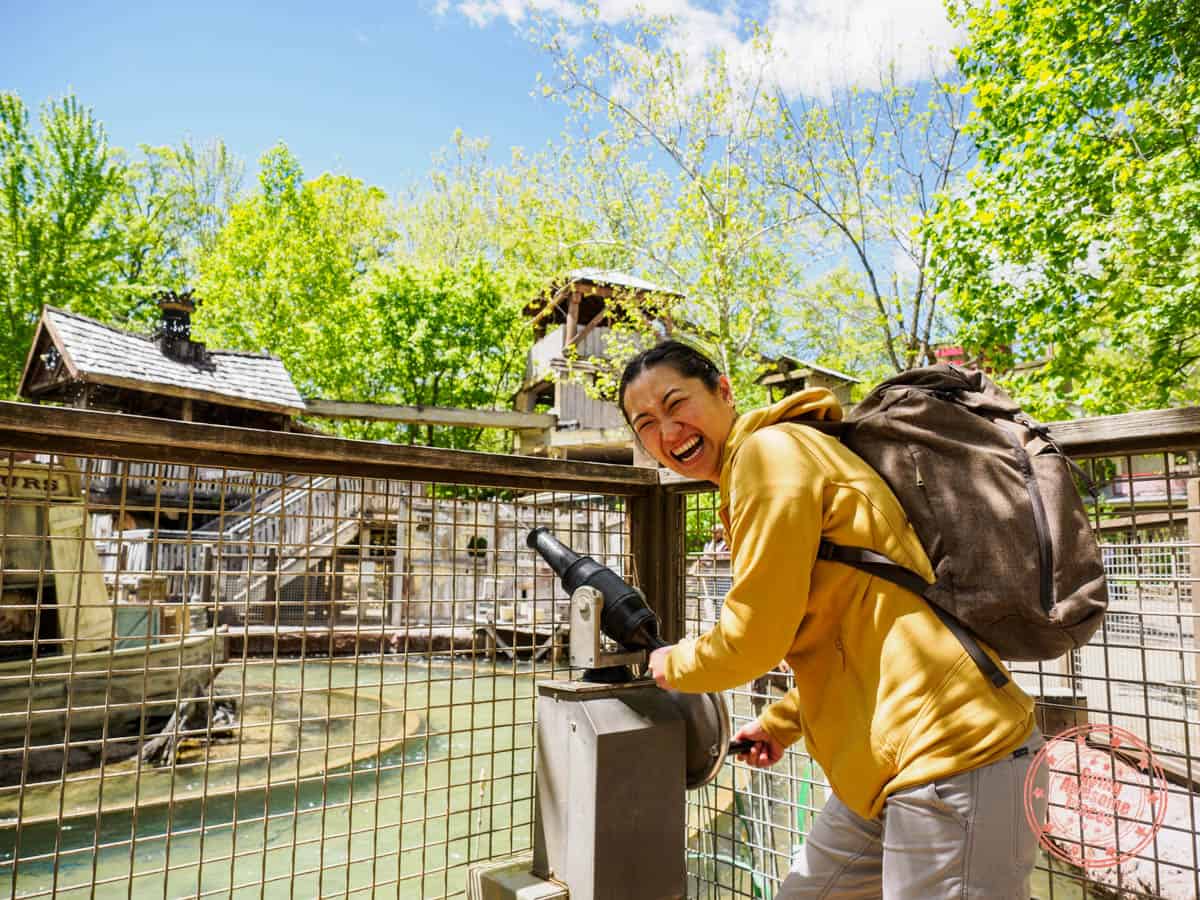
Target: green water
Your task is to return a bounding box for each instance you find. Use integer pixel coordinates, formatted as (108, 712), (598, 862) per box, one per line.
(0, 659), (1094, 899)
(0, 659), (539, 899)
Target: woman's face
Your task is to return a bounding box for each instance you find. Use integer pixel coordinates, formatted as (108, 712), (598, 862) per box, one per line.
(622, 365), (736, 484)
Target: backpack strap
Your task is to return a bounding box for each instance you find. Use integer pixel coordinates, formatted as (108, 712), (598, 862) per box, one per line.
(816, 540), (1011, 688)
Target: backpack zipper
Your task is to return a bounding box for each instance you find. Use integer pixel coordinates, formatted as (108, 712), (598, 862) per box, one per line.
(1003, 425), (1055, 614)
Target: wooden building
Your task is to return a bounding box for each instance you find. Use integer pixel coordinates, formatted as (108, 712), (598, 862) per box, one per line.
(755, 355), (859, 407)
(19, 293), (304, 429)
(17, 294), (305, 520)
(514, 269), (680, 464)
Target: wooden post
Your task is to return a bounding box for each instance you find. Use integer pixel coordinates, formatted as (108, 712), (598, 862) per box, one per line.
(264, 549), (278, 626)
(629, 487), (685, 644)
(564, 290), (581, 345)
(200, 545), (215, 627)
(1188, 454), (1200, 656)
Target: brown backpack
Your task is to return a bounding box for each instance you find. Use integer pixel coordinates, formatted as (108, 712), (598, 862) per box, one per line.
(813, 364), (1108, 687)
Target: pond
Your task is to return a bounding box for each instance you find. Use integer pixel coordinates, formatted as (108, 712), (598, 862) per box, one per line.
(0, 659), (539, 899)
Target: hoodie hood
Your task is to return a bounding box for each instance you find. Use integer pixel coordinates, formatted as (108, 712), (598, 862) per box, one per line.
(722, 388), (843, 471)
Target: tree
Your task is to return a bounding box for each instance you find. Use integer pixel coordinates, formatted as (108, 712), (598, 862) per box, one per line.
(110, 138), (242, 322)
(393, 130), (598, 311)
(770, 67), (973, 384)
(195, 143), (392, 402)
(0, 93), (125, 394)
(534, 11), (799, 400)
(369, 259), (529, 450)
(931, 0), (1200, 416)
(197, 144), (531, 450)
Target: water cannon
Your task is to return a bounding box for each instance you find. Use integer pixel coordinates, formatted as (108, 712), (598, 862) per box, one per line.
(525, 525), (667, 657)
(467, 529), (738, 898)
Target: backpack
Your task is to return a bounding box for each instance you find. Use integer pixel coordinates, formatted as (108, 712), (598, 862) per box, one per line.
(810, 364), (1108, 688)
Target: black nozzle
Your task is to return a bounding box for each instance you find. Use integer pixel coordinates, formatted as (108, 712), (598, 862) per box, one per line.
(527, 527), (666, 652)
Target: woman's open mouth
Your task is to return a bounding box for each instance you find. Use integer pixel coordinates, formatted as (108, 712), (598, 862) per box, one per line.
(671, 435), (704, 463)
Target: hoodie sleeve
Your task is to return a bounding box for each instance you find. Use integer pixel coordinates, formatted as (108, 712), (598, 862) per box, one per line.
(760, 688), (805, 746)
(664, 427), (825, 694)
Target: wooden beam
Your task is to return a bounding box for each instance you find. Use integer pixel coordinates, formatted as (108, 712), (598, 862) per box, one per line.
(758, 370), (810, 387)
(564, 290), (581, 344)
(80, 371), (303, 416)
(563, 307), (609, 353)
(303, 399), (556, 431)
(0, 401), (656, 495)
(629, 488), (685, 643)
(1048, 407), (1200, 456)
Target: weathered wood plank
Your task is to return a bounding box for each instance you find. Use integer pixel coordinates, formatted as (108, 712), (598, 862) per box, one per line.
(84, 371), (302, 415)
(304, 398), (556, 431)
(0, 402), (657, 494)
(657, 406), (1200, 493)
(629, 489), (685, 643)
(1045, 406), (1200, 456)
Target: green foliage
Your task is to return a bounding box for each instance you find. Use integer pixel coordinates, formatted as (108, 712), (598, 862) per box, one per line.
(0, 92), (243, 396)
(195, 144), (392, 402)
(369, 259), (529, 450)
(197, 143), (529, 449)
(684, 502), (721, 555)
(779, 266), (903, 397)
(111, 139), (242, 320)
(771, 69), (973, 380)
(0, 93), (125, 394)
(533, 11), (795, 403)
(530, 7), (973, 406)
(932, 0), (1200, 416)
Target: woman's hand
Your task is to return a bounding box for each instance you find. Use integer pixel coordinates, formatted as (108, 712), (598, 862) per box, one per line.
(732, 719), (785, 769)
(648, 645), (673, 689)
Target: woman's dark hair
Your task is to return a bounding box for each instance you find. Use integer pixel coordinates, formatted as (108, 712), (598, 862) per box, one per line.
(617, 340), (722, 421)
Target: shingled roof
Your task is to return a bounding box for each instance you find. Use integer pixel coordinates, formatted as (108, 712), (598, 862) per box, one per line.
(20, 306), (305, 415)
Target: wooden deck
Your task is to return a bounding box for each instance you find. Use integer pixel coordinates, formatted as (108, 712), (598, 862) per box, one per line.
(209, 622), (569, 660)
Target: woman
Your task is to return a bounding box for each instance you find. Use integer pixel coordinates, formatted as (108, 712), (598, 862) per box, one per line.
(619, 340), (1048, 899)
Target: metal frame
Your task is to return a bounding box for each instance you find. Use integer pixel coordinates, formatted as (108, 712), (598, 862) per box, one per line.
(669, 408), (1200, 899)
(2, 399), (1199, 898)
(0, 402), (655, 900)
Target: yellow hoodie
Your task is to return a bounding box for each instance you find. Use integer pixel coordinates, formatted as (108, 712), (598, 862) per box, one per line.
(663, 389), (1035, 819)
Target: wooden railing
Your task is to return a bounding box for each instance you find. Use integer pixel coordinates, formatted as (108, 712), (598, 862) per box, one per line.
(2, 399), (1200, 899)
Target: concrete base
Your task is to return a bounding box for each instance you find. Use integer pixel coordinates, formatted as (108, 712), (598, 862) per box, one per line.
(468, 855), (569, 899)
(533, 680), (686, 900)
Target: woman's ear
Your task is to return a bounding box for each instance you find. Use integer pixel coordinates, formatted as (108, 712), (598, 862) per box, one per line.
(718, 374), (734, 406)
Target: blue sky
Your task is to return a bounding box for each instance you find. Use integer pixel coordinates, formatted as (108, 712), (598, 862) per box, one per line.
(2, 1), (563, 193)
(2, 1), (959, 195)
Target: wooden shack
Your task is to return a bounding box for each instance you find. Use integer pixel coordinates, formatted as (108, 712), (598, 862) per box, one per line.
(18, 293), (305, 523)
(19, 293), (304, 429)
(755, 355), (859, 407)
(515, 269), (681, 464)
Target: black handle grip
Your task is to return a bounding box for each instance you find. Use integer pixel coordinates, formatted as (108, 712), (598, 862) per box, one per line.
(728, 739), (756, 755)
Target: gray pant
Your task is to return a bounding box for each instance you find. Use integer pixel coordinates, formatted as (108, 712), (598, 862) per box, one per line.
(777, 730), (1048, 899)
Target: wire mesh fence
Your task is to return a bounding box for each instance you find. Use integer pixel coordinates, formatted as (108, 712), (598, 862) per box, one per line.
(3, 400), (1200, 899)
(0, 406), (654, 900)
(677, 443), (1200, 900)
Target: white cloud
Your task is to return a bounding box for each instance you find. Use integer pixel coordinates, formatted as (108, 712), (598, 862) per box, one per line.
(764, 0), (961, 95)
(437, 0), (961, 95)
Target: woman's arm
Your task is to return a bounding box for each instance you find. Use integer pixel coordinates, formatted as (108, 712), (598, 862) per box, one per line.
(664, 428), (825, 693)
